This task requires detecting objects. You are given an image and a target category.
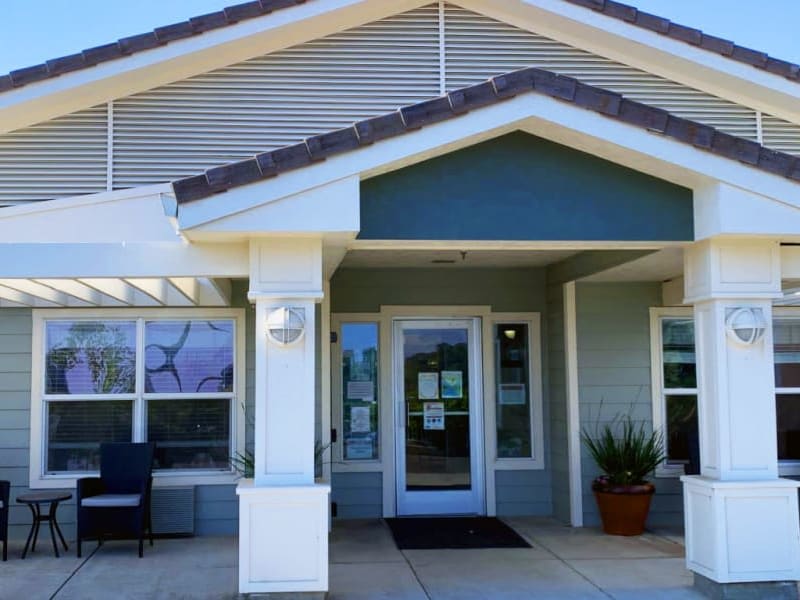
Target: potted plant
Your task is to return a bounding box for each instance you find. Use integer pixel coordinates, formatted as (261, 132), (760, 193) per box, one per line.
(581, 415), (665, 536)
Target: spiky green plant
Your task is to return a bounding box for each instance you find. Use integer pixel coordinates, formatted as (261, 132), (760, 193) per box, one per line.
(581, 416), (665, 486)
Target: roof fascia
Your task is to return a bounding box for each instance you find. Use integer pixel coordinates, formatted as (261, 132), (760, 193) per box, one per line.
(457, 0), (800, 127)
(0, 0), (428, 134)
(177, 92), (800, 232)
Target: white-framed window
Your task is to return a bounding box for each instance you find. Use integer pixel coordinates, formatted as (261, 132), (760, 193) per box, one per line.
(650, 307), (697, 477)
(488, 313), (545, 470)
(331, 314), (382, 471)
(651, 306), (800, 477)
(30, 308), (246, 488)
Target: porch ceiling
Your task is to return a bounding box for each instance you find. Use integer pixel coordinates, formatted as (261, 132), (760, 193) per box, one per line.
(580, 247), (684, 283)
(0, 276), (233, 308)
(338, 249), (578, 269)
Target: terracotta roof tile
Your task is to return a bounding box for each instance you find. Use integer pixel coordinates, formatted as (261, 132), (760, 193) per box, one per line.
(172, 66), (800, 204)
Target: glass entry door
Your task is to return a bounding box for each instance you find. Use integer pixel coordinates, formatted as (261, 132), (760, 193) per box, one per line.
(394, 319), (484, 516)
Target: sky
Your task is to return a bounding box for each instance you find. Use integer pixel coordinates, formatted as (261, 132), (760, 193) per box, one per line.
(0, 1), (798, 74)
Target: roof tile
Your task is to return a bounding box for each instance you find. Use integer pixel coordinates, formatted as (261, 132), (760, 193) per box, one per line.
(448, 81), (497, 114)
(261, 0), (307, 11)
(355, 112), (407, 145)
(224, 2), (266, 22)
(730, 45), (769, 68)
(757, 148), (796, 177)
(206, 159), (262, 190)
(401, 96), (454, 129)
(602, 1), (637, 22)
(172, 175), (215, 203)
(82, 43), (123, 67)
(667, 23), (702, 46)
(574, 82), (621, 115)
(618, 99), (669, 132)
(492, 68), (537, 98)
(9, 64), (50, 87)
(789, 160), (800, 182)
(699, 34), (735, 56)
(270, 142), (313, 173)
(567, 0), (605, 9)
(306, 127), (360, 159)
(532, 69), (577, 100)
(711, 131), (760, 165)
(664, 116), (714, 149)
(0, 75), (12, 93)
(118, 32), (161, 55)
(633, 11), (670, 34)
(154, 22), (196, 44)
(765, 58), (800, 79)
(45, 54), (87, 76)
(190, 11), (231, 33)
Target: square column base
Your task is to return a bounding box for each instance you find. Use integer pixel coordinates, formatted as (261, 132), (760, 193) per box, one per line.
(237, 481), (330, 595)
(694, 573), (798, 600)
(682, 476), (800, 584)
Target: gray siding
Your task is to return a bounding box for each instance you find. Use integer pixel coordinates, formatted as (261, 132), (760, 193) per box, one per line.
(546, 284), (571, 524)
(495, 470), (551, 516)
(576, 282), (683, 528)
(331, 472), (382, 518)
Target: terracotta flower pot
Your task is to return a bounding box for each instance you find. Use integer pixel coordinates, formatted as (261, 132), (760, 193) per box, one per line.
(593, 482), (655, 536)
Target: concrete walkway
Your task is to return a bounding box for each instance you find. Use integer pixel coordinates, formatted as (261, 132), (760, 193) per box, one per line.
(0, 518), (700, 599)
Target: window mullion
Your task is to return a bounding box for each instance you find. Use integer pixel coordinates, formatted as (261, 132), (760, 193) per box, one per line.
(134, 317), (145, 443)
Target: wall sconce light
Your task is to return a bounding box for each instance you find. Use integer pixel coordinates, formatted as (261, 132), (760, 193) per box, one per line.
(725, 307), (766, 346)
(266, 307), (305, 346)
(503, 329), (517, 340)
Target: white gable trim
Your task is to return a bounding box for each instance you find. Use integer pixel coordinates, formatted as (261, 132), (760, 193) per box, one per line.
(177, 91), (800, 240)
(463, 0), (800, 127)
(0, 0), (429, 134)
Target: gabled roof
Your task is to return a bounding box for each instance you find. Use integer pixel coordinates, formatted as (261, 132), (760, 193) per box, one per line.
(171, 65), (800, 204)
(1, 0), (799, 94)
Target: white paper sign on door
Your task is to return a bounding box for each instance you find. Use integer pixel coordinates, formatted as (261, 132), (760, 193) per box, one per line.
(350, 406), (371, 433)
(423, 402), (445, 430)
(418, 373), (439, 399)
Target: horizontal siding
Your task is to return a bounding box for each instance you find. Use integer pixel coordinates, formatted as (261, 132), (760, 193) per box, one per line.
(495, 469), (551, 516)
(574, 282), (682, 528)
(195, 485), (238, 535)
(332, 471), (382, 519)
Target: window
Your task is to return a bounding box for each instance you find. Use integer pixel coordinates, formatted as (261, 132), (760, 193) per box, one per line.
(333, 318), (380, 465)
(491, 314), (544, 469)
(652, 307), (800, 476)
(650, 308), (697, 475)
(32, 309), (244, 486)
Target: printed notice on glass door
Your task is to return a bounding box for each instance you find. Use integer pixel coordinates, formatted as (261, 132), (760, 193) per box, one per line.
(423, 402), (445, 430)
(350, 406), (371, 433)
(441, 371), (463, 399)
(418, 372), (439, 399)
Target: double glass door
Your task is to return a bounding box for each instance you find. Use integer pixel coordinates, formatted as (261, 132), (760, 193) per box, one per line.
(394, 319), (484, 515)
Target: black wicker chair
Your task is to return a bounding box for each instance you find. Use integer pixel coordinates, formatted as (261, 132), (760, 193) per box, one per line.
(76, 442), (155, 558)
(0, 480), (8, 561)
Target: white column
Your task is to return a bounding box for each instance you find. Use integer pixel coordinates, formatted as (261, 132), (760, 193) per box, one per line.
(237, 237), (330, 596)
(682, 238), (800, 585)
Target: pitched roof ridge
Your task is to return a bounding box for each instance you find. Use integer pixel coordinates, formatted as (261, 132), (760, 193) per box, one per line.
(171, 65), (800, 204)
(563, 0), (799, 80)
(0, 0), (307, 92)
(0, 0), (798, 95)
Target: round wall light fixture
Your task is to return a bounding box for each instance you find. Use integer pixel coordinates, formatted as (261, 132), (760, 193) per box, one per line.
(266, 307), (305, 346)
(725, 307), (766, 346)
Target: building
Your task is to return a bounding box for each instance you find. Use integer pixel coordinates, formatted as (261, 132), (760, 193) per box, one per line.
(1, 0), (800, 596)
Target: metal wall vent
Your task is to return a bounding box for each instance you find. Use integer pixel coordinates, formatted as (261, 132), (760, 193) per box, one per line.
(151, 486), (195, 536)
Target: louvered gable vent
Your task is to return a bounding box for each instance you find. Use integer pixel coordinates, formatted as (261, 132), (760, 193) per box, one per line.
(2, 3), (800, 205)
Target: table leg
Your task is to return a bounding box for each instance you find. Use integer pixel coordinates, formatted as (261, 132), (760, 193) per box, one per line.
(21, 503), (37, 559)
(47, 502), (59, 558)
(52, 502), (69, 551)
(31, 503), (41, 553)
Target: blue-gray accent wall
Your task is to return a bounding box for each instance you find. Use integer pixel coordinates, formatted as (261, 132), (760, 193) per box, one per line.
(576, 282), (683, 528)
(359, 132), (693, 242)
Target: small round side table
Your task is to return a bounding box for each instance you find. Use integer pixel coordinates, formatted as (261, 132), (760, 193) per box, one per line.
(16, 491), (71, 558)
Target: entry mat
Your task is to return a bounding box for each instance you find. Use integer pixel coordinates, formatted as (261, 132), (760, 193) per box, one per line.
(384, 517), (531, 550)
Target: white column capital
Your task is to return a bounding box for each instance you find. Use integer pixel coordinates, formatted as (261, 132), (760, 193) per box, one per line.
(684, 237), (781, 304)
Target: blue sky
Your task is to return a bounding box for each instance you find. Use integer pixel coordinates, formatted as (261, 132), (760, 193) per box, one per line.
(0, 1), (797, 74)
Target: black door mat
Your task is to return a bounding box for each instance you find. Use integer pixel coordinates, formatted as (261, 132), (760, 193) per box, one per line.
(384, 517), (531, 550)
